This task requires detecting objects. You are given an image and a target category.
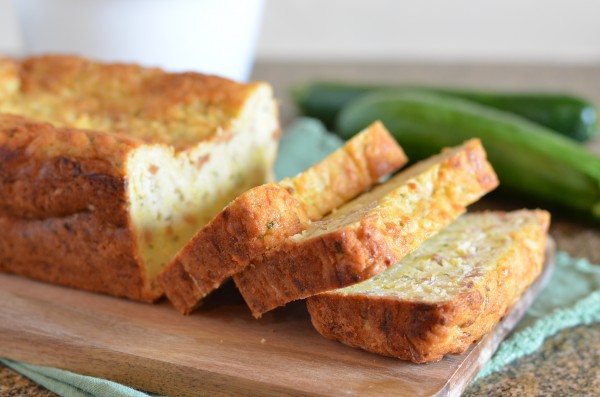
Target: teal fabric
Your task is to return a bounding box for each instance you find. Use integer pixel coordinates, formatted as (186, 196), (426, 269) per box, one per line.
(0, 358), (157, 397)
(275, 117), (345, 180)
(3, 118), (599, 396)
(475, 252), (600, 380)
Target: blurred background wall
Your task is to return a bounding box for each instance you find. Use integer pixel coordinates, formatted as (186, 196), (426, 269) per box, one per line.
(0, 0), (21, 55)
(256, 0), (600, 63)
(2, 0), (599, 65)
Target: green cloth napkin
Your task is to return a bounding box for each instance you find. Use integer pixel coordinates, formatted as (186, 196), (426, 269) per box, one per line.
(0, 359), (156, 397)
(475, 251), (600, 380)
(3, 117), (599, 397)
(274, 117), (345, 179)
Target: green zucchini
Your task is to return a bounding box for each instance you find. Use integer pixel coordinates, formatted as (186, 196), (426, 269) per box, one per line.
(337, 91), (600, 222)
(293, 82), (598, 141)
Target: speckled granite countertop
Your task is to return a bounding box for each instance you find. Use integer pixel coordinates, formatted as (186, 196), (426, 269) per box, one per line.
(2, 61), (599, 396)
(0, 366), (56, 397)
(466, 324), (600, 396)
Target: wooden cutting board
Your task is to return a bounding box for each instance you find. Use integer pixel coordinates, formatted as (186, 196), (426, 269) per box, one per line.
(0, 241), (554, 397)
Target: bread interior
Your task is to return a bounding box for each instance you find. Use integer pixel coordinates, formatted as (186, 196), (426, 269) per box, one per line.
(336, 211), (545, 301)
(126, 85), (278, 290)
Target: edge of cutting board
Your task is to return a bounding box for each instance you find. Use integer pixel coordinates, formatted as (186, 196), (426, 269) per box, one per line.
(0, 239), (555, 397)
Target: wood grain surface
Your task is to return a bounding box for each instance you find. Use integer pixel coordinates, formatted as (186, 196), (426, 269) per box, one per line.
(0, 241), (555, 397)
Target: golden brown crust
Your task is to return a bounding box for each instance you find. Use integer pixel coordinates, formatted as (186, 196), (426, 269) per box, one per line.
(158, 184), (310, 314)
(279, 121), (408, 220)
(0, 55), (277, 302)
(234, 140), (499, 318)
(1, 55), (265, 149)
(0, 115), (137, 223)
(306, 210), (550, 363)
(234, 216), (397, 316)
(157, 261), (205, 312)
(158, 122), (407, 314)
(0, 213), (155, 301)
(0, 57), (19, 98)
(0, 115), (159, 301)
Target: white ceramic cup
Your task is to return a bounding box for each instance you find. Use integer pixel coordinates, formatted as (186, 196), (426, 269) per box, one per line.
(14, 0), (265, 81)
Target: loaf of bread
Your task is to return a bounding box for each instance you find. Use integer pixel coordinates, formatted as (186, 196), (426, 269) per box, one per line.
(234, 139), (499, 318)
(306, 210), (550, 363)
(158, 121), (408, 314)
(0, 55), (279, 302)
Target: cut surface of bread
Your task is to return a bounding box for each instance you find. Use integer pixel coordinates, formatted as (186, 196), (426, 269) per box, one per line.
(306, 210), (550, 363)
(277, 121), (407, 221)
(158, 121), (408, 314)
(234, 139), (499, 318)
(0, 55), (279, 302)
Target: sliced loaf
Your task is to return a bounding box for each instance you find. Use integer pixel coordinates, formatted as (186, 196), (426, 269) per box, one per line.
(234, 139), (499, 317)
(0, 55), (279, 301)
(158, 121), (408, 314)
(306, 210), (550, 363)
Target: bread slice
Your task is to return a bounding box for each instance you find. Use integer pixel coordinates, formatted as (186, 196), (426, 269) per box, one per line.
(306, 210), (550, 363)
(234, 139), (499, 318)
(277, 121), (408, 221)
(158, 121), (408, 314)
(0, 55), (279, 302)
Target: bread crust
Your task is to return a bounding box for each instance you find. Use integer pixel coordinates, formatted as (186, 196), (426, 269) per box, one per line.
(0, 55), (279, 302)
(0, 115), (158, 300)
(0, 115), (138, 223)
(234, 140), (499, 318)
(306, 210), (550, 363)
(278, 121), (408, 220)
(158, 184), (310, 313)
(0, 213), (152, 301)
(1, 55), (263, 148)
(158, 122), (408, 314)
